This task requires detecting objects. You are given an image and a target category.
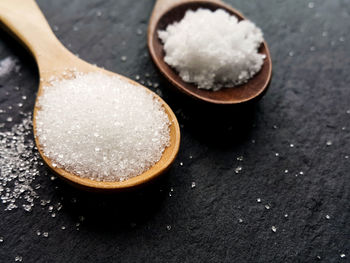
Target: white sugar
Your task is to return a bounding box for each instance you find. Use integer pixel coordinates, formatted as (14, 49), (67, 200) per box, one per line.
(158, 8), (265, 91)
(35, 72), (170, 182)
(0, 114), (40, 211)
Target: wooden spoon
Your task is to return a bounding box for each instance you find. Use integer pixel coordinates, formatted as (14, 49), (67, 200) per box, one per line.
(0, 0), (180, 191)
(148, 0), (272, 104)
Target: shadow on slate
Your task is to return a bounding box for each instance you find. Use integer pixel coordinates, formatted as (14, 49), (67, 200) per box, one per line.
(51, 173), (171, 234)
(163, 85), (259, 149)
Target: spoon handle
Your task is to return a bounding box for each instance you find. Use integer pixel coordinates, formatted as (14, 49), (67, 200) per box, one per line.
(0, 0), (69, 72)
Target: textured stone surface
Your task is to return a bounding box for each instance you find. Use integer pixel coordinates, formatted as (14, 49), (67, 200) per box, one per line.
(0, 0), (349, 262)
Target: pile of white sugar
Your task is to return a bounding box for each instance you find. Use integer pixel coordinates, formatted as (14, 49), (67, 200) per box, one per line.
(35, 72), (170, 182)
(158, 8), (265, 91)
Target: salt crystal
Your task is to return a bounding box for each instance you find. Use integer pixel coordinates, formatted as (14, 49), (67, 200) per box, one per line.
(158, 8), (265, 90)
(191, 182), (196, 188)
(257, 198), (261, 203)
(340, 254), (346, 258)
(166, 225), (171, 230)
(326, 141), (332, 146)
(271, 226), (277, 232)
(265, 204), (270, 210)
(325, 214), (330, 219)
(0, 236), (3, 242)
(35, 72), (170, 182)
(43, 232), (49, 237)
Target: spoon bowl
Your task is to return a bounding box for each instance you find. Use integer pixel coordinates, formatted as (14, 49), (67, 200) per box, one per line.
(148, 0), (272, 104)
(0, 0), (180, 191)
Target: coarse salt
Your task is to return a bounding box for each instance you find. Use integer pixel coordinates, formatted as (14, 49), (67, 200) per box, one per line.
(35, 72), (170, 182)
(158, 8), (265, 91)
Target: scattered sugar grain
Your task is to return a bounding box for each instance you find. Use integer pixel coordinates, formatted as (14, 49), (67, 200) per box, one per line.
(35, 72), (170, 182)
(15, 256), (22, 262)
(235, 166), (242, 174)
(0, 114), (40, 211)
(158, 8), (265, 90)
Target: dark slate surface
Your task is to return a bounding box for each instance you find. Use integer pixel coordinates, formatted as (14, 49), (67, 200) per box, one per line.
(0, 0), (349, 262)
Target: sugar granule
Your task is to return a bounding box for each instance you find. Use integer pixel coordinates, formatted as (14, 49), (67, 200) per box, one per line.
(35, 72), (170, 182)
(158, 8), (265, 91)
(0, 114), (40, 211)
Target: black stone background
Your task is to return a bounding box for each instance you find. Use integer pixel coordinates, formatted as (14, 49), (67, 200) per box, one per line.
(0, 0), (349, 262)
